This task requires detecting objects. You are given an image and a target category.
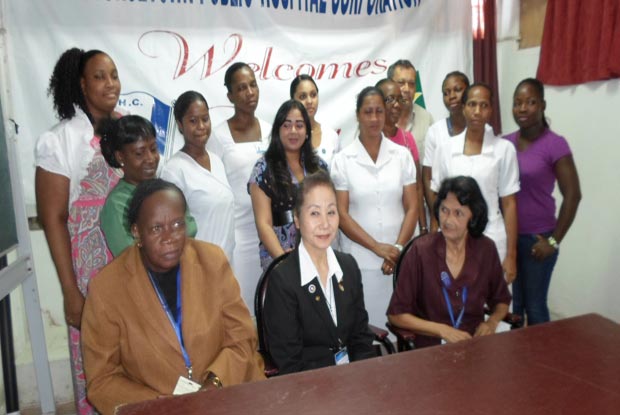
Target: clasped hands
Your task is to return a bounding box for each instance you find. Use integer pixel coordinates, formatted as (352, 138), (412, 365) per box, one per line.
(440, 320), (499, 344)
(374, 242), (400, 275)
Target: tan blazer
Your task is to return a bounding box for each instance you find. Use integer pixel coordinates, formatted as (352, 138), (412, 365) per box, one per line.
(82, 239), (264, 415)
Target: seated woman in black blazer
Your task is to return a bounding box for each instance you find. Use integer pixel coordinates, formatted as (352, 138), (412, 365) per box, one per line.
(263, 170), (375, 374)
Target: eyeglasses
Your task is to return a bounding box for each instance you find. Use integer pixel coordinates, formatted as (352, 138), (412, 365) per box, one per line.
(385, 96), (408, 105)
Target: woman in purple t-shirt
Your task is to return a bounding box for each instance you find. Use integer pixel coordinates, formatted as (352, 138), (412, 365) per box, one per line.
(504, 78), (581, 325)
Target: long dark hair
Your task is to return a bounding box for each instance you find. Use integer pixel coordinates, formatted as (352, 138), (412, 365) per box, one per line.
(264, 100), (321, 201)
(47, 48), (110, 122)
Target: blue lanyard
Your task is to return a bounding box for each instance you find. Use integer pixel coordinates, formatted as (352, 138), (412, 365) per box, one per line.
(147, 268), (193, 379)
(440, 271), (468, 330)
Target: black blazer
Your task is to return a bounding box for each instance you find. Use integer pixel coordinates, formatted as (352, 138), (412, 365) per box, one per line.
(264, 248), (375, 375)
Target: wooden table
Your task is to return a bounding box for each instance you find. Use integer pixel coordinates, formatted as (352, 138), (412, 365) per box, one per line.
(117, 313), (620, 415)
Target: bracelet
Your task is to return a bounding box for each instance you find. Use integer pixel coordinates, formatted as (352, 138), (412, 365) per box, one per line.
(547, 236), (559, 250)
(205, 371), (223, 389)
(420, 226), (428, 233)
(394, 243), (404, 253)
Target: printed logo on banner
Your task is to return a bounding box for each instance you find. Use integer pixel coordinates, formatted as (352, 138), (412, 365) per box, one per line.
(117, 92), (237, 163)
(118, 92), (176, 159)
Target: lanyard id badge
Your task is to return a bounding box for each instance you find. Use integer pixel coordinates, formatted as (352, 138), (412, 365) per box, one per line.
(333, 336), (349, 365)
(147, 268), (193, 380)
(334, 347), (349, 365)
(440, 271), (468, 330)
(172, 376), (201, 395)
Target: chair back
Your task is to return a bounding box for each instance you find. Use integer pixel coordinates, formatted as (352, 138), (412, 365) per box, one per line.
(392, 236), (419, 289)
(254, 252), (291, 355)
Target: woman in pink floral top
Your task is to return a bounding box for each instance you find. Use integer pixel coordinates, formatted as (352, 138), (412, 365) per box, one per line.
(35, 48), (122, 415)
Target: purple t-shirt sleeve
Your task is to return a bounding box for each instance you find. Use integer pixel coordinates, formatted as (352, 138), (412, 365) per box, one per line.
(504, 129), (573, 233)
(548, 133), (572, 163)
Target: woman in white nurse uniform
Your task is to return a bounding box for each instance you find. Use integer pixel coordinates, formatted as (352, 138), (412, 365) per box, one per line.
(207, 63), (271, 310)
(161, 91), (235, 261)
(331, 86), (418, 328)
(431, 83), (519, 283)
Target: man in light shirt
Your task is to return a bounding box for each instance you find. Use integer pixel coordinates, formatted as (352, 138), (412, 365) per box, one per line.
(388, 59), (434, 161)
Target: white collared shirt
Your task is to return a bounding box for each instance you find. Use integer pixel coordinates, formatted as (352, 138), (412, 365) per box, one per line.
(206, 119), (271, 229)
(404, 102), (435, 160)
(330, 136), (416, 269)
(424, 121), (494, 168)
(160, 150), (236, 261)
(299, 240), (343, 325)
(431, 127), (520, 260)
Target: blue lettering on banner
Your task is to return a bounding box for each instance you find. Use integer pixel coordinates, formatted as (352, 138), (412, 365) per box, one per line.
(366, 0), (420, 15)
(331, 0), (363, 15)
(104, 0), (421, 15)
(107, 0), (253, 6)
(212, 0), (252, 6)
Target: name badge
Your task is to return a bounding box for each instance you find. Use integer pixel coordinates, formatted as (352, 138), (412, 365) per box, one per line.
(173, 376), (201, 395)
(334, 347), (350, 366)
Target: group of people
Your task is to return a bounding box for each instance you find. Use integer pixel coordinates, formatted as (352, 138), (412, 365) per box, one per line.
(34, 47), (580, 414)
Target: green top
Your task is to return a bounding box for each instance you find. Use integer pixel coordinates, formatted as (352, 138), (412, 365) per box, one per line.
(101, 179), (198, 257)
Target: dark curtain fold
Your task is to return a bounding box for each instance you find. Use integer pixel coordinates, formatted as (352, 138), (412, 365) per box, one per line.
(537, 0), (620, 85)
(473, 0), (502, 135)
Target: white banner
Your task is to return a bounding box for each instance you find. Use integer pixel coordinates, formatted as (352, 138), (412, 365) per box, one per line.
(3, 0), (471, 211)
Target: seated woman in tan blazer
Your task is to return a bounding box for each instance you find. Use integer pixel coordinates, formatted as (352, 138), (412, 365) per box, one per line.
(81, 178), (264, 415)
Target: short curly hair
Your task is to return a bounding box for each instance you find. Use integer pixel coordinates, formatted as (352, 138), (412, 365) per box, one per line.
(98, 115), (156, 168)
(127, 179), (187, 232)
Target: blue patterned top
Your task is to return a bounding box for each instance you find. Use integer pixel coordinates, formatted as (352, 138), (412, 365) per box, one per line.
(249, 156), (328, 270)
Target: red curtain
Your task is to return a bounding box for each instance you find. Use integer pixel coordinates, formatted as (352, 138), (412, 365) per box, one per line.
(473, 0), (502, 135)
(537, 0), (620, 85)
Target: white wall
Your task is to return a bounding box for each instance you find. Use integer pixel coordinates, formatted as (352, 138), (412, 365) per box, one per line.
(497, 40), (620, 322)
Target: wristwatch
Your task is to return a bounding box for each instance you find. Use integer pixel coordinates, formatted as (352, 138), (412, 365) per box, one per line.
(394, 243), (404, 253)
(205, 371), (223, 389)
(547, 236), (559, 250)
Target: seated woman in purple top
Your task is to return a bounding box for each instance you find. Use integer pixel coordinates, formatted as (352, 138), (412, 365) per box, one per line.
(504, 78), (581, 325)
(387, 176), (511, 348)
